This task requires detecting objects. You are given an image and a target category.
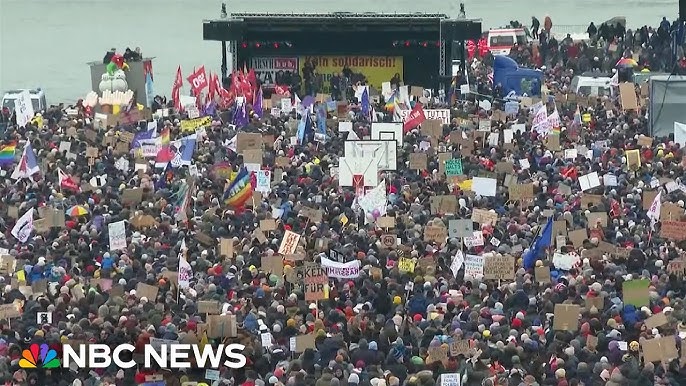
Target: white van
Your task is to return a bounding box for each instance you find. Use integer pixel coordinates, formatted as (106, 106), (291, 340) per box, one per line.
(2, 89), (47, 113)
(570, 75), (613, 97)
(486, 28), (528, 56)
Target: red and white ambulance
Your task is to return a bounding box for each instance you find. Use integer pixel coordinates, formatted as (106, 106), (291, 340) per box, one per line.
(484, 28), (528, 56)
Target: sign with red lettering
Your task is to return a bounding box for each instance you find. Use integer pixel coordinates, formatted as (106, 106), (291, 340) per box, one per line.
(250, 57), (299, 87)
(403, 103), (426, 133)
(187, 66), (208, 94)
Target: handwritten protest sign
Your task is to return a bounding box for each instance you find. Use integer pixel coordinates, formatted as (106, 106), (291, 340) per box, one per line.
(483, 255), (514, 280)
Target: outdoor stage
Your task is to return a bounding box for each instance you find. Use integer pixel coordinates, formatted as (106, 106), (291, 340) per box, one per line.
(203, 12), (481, 93)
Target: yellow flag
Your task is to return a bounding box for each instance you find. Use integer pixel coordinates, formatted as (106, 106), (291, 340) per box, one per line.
(16, 270), (25, 282)
(200, 331), (209, 350)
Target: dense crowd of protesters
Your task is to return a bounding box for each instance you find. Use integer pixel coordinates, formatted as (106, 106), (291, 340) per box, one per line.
(1, 14), (686, 386)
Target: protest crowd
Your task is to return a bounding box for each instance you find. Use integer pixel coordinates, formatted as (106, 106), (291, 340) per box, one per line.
(2, 14), (686, 386)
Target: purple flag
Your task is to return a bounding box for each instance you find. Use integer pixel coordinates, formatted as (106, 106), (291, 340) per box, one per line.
(232, 102), (249, 128)
(254, 87), (263, 118)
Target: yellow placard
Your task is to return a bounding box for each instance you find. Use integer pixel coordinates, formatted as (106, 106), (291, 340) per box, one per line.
(300, 56), (403, 92)
(457, 179), (473, 191)
(398, 258), (415, 273)
(180, 116), (212, 132)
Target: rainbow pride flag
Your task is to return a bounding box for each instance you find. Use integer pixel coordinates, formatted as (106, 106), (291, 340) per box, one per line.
(223, 167), (253, 208)
(0, 143), (16, 165)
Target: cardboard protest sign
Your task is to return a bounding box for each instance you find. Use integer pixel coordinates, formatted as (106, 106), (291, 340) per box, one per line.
(568, 228), (587, 248)
(585, 296), (604, 310)
(661, 221), (686, 241)
(426, 346), (449, 364)
(553, 304), (580, 331)
(430, 195), (457, 214)
(299, 206), (323, 223)
(376, 216), (395, 228)
(586, 335), (598, 350)
(586, 212), (608, 228)
(398, 258), (416, 273)
(261, 255), (284, 276)
(242, 149), (263, 165)
(197, 301), (221, 314)
(303, 264), (328, 301)
(409, 153), (427, 170)
(471, 209), (498, 226)
(623, 279), (650, 307)
(424, 226), (448, 244)
(291, 334), (316, 353)
(483, 255), (515, 280)
(644, 312), (669, 330)
(260, 219), (277, 231)
(661, 202), (683, 221)
(0, 303), (21, 320)
(380, 234), (397, 249)
(122, 189), (143, 206)
(535, 266), (551, 283)
(236, 133), (262, 152)
(449, 340), (470, 357)
(581, 194), (603, 208)
(642, 336), (679, 363)
(207, 314), (237, 338)
(508, 183), (534, 201)
(619, 83), (639, 110)
(219, 238), (234, 258)
(136, 283), (159, 300)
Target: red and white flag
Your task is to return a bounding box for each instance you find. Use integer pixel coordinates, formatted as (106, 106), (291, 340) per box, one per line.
(58, 168), (80, 193)
(647, 191), (662, 231)
(172, 66), (183, 110)
(403, 103), (426, 133)
(187, 65), (208, 95)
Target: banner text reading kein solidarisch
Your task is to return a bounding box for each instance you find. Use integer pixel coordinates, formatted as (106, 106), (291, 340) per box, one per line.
(304, 56), (399, 68)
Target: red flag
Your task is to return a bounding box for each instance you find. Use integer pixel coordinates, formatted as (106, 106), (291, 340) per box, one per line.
(560, 166), (578, 180)
(172, 66), (183, 110)
(186, 65), (208, 95)
(274, 85), (290, 97)
(206, 73), (216, 104)
(403, 103), (426, 133)
(58, 169), (80, 193)
(247, 68), (257, 89)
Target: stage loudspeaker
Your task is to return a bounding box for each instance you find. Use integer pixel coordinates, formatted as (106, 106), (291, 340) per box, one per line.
(442, 20), (482, 41)
(203, 21), (246, 41)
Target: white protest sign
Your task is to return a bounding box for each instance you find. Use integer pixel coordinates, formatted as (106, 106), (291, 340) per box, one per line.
(464, 254), (484, 278)
(255, 170), (272, 193)
(107, 220), (127, 251)
(15, 90), (35, 128)
(464, 231), (484, 247)
(579, 172), (601, 192)
(397, 109), (450, 125)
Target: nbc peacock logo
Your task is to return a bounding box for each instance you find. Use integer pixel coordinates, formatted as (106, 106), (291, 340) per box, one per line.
(19, 343), (61, 369)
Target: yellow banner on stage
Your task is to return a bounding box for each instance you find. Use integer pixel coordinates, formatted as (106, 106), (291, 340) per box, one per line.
(300, 56), (403, 91)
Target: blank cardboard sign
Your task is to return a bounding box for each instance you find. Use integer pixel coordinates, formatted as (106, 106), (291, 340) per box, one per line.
(553, 304), (580, 331)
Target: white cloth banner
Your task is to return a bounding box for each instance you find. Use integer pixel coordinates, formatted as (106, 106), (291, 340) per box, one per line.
(320, 257), (360, 279)
(178, 256), (193, 288)
(108, 220), (127, 251)
(11, 208), (34, 243)
(255, 170), (272, 193)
